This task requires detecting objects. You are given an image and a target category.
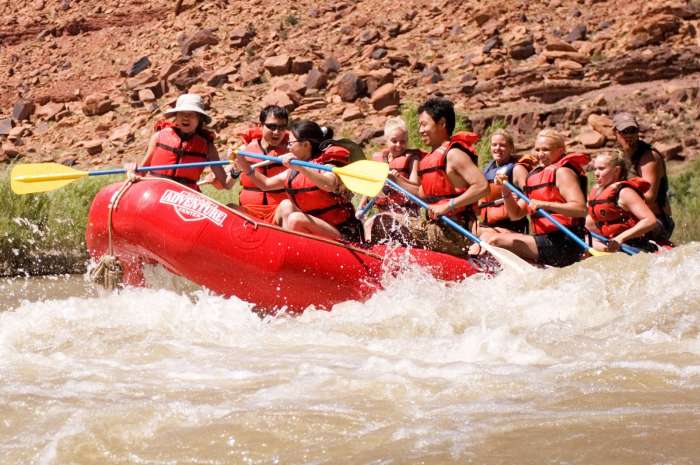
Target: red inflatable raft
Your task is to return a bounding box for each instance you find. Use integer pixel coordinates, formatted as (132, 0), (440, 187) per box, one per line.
(86, 178), (489, 312)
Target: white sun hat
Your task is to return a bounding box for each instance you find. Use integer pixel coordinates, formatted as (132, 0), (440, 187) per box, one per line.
(164, 93), (211, 124)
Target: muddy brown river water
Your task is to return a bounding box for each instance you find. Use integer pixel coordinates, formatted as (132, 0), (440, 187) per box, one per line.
(1, 245), (699, 464)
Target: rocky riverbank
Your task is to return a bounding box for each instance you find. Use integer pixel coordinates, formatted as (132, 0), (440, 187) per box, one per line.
(1, 0), (698, 168)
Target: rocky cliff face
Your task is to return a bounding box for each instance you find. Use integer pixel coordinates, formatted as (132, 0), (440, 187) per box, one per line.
(1, 0), (698, 167)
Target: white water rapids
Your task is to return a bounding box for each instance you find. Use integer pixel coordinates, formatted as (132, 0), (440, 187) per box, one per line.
(1, 244), (699, 464)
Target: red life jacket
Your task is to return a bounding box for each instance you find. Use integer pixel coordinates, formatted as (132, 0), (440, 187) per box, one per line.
(372, 149), (425, 209)
(588, 177), (650, 238)
(237, 127), (289, 207)
(524, 152), (590, 235)
(149, 121), (213, 190)
(418, 132), (480, 219)
(284, 145), (354, 226)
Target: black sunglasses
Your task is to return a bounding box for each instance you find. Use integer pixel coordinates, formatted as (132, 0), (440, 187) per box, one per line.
(264, 123), (287, 131)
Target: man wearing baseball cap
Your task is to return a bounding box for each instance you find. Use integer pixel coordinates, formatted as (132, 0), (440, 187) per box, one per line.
(613, 111), (674, 242)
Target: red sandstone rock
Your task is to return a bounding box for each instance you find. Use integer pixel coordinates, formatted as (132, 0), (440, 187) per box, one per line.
(83, 139), (103, 155)
(264, 55), (292, 76)
(588, 114), (615, 140)
(579, 130), (606, 148)
(82, 94), (112, 117)
(370, 83), (400, 111)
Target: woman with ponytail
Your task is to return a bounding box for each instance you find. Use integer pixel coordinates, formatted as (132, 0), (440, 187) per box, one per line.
(235, 120), (363, 242)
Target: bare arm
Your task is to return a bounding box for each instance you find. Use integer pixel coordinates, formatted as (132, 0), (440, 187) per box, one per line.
(236, 155), (288, 191)
(637, 152), (661, 206)
(615, 187), (657, 243)
(139, 133), (159, 168)
(426, 149), (487, 218)
(530, 167), (586, 218)
(447, 149), (488, 209)
(390, 156), (420, 196)
(293, 165), (340, 193)
(206, 143), (229, 186)
(495, 164), (531, 220)
(512, 164), (529, 189)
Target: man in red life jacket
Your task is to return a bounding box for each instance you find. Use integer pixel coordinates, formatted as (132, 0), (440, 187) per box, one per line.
(125, 94), (227, 191)
(405, 98), (488, 257)
(488, 129), (588, 267)
(207, 105), (290, 221)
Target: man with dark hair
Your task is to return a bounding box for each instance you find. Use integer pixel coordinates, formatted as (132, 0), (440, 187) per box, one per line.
(613, 112), (674, 242)
(407, 97), (488, 256)
(209, 105), (290, 221)
(259, 105), (289, 125)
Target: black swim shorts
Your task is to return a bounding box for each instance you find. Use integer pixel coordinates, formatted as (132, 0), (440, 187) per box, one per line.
(534, 227), (585, 267)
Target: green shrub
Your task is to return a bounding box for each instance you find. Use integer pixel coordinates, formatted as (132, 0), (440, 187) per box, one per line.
(0, 167), (120, 274)
(669, 158), (700, 243)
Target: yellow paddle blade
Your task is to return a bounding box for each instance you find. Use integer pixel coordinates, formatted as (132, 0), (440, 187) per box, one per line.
(332, 160), (389, 197)
(589, 248), (612, 257)
(10, 163), (88, 195)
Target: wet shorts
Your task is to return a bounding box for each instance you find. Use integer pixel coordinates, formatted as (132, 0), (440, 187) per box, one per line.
(534, 228), (584, 267)
(406, 216), (473, 257)
(336, 216), (365, 243)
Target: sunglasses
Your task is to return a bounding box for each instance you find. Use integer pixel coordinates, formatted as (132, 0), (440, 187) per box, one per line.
(619, 127), (639, 135)
(264, 123), (287, 131)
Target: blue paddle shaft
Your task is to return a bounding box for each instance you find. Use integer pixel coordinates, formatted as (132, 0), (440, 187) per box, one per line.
(504, 181), (590, 253)
(385, 179), (481, 244)
(87, 160), (231, 176)
(588, 231), (640, 255)
(237, 150), (333, 173)
(357, 197), (377, 219)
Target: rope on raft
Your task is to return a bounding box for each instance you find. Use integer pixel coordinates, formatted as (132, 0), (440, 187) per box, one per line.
(89, 178), (135, 289)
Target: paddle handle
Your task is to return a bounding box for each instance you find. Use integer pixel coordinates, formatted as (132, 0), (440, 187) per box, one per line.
(588, 231), (640, 255)
(237, 150), (333, 173)
(385, 179), (481, 244)
(505, 181), (590, 253)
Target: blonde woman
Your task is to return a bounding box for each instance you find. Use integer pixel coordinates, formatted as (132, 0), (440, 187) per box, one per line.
(477, 129), (531, 235)
(586, 152), (657, 252)
(360, 116), (425, 243)
(488, 129), (589, 267)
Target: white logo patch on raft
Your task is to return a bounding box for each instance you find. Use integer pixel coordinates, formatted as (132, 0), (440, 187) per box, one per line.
(159, 189), (227, 227)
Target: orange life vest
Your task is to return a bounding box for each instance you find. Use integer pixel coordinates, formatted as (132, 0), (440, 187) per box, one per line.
(524, 153), (589, 235)
(372, 149), (425, 209)
(478, 160), (515, 225)
(237, 127), (289, 207)
(418, 132), (480, 219)
(588, 177), (650, 238)
(149, 122), (213, 190)
(284, 145), (354, 226)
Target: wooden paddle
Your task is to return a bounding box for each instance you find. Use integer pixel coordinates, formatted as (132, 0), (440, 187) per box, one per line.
(383, 179), (535, 274)
(10, 160), (233, 195)
(504, 181), (609, 257)
(236, 150), (389, 197)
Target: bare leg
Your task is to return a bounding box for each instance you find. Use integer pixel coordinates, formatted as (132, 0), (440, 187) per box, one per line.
(488, 231), (539, 261)
(274, 199), (298, 227)
(287, 212), (342, 240)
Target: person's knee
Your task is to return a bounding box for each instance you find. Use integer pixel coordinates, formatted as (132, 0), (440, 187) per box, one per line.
(274, 200), (293, 225)
(488, 234), (510, 248)
(286, 212), (307, 231)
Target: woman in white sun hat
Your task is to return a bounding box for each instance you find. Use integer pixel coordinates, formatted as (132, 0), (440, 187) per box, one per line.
(125, 93), (228, 191)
